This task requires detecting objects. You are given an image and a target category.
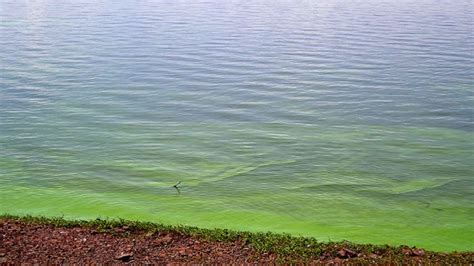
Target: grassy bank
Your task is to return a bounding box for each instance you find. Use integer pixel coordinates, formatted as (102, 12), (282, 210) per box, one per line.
(1, 214), (472, 264)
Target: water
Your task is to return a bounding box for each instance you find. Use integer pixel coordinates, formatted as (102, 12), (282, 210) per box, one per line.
(0, 0), (473, 251)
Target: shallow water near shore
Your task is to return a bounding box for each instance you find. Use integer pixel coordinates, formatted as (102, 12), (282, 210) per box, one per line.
(0, 0), (473, 251)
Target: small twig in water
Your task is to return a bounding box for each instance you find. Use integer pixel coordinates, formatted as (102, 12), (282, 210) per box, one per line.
(173, 181), (182, 193)
(173, 181), (181, 189)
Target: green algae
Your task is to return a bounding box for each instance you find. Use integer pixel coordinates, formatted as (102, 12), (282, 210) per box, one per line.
(1, 124), (473, 252)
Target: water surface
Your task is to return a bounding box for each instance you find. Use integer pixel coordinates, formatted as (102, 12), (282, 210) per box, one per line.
(0, 0), (473, 251)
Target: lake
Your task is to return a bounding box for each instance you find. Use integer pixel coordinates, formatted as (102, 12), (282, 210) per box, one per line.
(0, 0), (473, 251)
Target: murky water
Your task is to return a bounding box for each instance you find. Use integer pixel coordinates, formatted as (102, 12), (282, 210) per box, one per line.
(0, 0), (473, 251)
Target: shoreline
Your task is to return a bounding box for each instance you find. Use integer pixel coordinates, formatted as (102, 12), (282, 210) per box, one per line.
(1, 215), (472, 264)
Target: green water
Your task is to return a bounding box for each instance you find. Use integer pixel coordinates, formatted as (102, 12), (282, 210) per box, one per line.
(1, 0), (473, 251)
(2, 123), (473, 251)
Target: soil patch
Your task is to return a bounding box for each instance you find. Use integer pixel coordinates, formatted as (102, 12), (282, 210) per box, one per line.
(0, 217), (472, 264)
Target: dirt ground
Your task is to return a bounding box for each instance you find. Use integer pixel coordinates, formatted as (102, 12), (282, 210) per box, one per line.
(0, 219), (472, 264)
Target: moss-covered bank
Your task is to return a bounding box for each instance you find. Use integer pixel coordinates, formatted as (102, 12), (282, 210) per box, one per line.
(0, 214), (472, 264)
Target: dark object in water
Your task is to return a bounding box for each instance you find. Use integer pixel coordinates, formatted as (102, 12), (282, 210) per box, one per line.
(173, 181), (181, 193)
(173, 181), (181, 188)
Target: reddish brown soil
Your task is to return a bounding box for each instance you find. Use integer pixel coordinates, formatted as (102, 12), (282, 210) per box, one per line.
(1, 219), (472, 264)
(0, 220), (275, 264)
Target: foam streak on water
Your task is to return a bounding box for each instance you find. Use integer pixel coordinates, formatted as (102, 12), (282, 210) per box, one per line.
(0, 0), (473, 251)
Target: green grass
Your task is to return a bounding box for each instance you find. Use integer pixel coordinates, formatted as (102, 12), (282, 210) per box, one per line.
(1, 214), (472, 263)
